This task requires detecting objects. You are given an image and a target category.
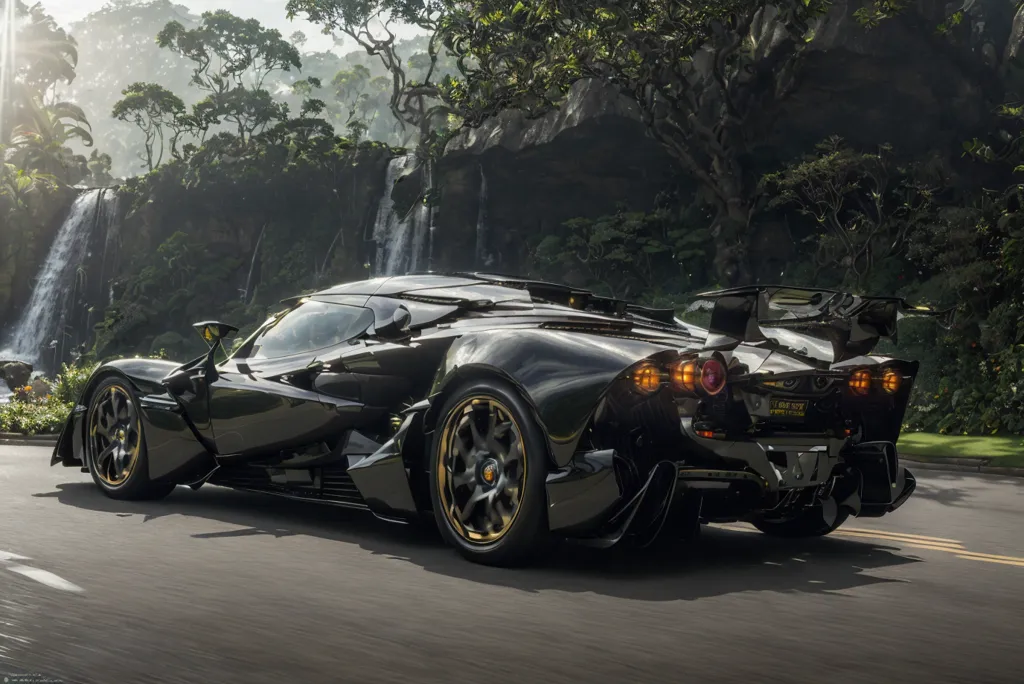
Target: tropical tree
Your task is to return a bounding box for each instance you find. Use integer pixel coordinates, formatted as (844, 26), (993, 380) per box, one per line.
(435, 0), (833, 285)
(286, 1), (465, 268)
(112, 82), (186, 170)
(1, 1), (81, 140)
(65, 0), (198, 175)
(760, 136), (939, 288)
(0, 150), (58, 244)
(8, 0), (79, 99)
(157, 11), (303, 96)
(154, 10), (304, 145)
(286, 0), (456, 141)
(5, 86), (93, 182)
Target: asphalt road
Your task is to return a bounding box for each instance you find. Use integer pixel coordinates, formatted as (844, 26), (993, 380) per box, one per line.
(1, 446), (1021, 684)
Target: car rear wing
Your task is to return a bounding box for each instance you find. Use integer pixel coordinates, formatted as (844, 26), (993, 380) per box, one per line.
(690, 285), (955, 363)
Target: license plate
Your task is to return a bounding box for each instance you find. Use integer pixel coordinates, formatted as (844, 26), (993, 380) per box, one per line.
(769, 398), (808, 418)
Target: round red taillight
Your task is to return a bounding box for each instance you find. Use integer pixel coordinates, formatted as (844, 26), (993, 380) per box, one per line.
(700, 358), (727, 395)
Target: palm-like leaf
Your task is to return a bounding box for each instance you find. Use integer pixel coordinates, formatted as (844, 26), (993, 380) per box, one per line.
(14, 2), (79, 90)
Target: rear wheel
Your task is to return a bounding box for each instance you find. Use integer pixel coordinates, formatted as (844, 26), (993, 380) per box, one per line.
(429, 378), (550, 566)
(750, 508), (850, 538)
(85, 377), (176, 501)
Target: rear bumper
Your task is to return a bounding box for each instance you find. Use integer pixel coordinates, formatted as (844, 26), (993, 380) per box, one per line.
(679, 417), (913, 508)
(546, 420), (917, 545)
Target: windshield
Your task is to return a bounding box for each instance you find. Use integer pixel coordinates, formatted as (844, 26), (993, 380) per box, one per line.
(247, 300), (374, 360)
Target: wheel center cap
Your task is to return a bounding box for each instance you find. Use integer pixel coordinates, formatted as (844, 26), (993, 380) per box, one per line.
(117, 429), (126, 442)
(480, 459), (499, 485)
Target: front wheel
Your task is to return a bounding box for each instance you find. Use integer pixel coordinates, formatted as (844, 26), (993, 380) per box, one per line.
(85, 377), (176, 501)
(429, 378), (550, 567)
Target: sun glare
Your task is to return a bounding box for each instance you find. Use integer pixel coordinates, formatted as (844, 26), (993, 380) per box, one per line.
(0, 0), (17, 139)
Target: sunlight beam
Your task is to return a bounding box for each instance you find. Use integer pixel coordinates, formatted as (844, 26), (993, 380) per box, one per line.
(0, 0), (17, 141)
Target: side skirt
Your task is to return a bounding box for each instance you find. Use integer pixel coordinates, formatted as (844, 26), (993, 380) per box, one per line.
(216, 485), (371, 512)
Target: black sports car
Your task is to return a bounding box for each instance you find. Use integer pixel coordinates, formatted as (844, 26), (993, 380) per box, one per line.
(51, 273), (949, 566)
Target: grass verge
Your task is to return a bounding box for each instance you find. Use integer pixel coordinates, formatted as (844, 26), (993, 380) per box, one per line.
(898, 432), (1024, 468)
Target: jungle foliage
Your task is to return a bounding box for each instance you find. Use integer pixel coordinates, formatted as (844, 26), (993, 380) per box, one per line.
(3, 0), (1024, 438)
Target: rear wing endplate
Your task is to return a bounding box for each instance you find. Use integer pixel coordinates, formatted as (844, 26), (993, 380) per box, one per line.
(690, 285), (955, 362)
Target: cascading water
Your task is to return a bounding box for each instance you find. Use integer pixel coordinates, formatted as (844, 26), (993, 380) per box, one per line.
(0, 189), (112, 369)
(475, 165), (493, 268)
(372, 156), (430, 276)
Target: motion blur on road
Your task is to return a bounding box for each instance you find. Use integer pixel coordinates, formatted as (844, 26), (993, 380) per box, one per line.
(1, 445), (1021, 684)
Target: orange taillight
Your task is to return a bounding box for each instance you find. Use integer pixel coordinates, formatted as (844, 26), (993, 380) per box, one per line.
(669, 358), (697, 392)
(848, 369), (872, 395)
(632, 363), (662, 394)
(881, 369), (902, 394)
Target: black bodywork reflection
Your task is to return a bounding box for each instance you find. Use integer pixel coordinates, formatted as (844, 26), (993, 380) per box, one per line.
(51, 273), (942, 548)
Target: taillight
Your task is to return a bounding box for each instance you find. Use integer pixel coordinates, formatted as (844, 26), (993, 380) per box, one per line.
(848, 369), (871, 395)
(700, 358), (727, 395)
(669, 357), (697, 392)
(632, 354), (730, 396)
(881, 369), (902, 394)
(632, 363), (662, 394)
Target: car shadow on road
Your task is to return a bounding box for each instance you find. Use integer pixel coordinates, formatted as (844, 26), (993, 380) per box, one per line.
(37, 481), (923, 602)
(909, 470), (1024, 508)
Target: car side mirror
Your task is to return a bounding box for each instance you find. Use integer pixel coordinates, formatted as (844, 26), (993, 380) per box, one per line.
(375, 306), (412, 341)
(193, 321), (239, 349)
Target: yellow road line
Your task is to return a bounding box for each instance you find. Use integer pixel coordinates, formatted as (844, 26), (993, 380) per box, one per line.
(839, 535), (1024, 566)
(956, 555), (1024, 568)
(948, 549), (1024, 563)
(837, 532), (1024, 563)
(894, 541), (971, 554)
(841, 527), (962, 544)
(713, 523), (1024, 567)
(833, 530), (965, 549)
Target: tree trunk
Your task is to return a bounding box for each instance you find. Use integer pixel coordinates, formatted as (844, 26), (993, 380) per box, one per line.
(243, 224), (267, 305)
(710, 196), (753, 288)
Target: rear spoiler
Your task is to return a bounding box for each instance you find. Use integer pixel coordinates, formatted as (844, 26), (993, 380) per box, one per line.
(691, 286), (955, 363)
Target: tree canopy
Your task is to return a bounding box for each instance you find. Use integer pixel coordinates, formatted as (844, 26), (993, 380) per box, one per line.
(437, 0), (833, 285)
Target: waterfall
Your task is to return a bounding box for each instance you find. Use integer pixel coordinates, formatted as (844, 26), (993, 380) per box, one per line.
(0, 189), (112, 368)
(372, 155), (430, 276)
(475, 165), (493, 269)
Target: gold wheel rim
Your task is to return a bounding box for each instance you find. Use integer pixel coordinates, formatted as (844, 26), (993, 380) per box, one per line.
(88, 385), (142, 487)
(436, 396), (526, 545)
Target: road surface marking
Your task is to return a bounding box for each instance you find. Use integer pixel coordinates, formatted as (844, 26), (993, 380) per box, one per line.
(711, 524), (757, 533)
(6, 565), (84, 593)
(841, 528), (962, 544)
(956, 555), (1024, 568)
(711, 525), (1023, 569)
(0, 551), (29, 562)
(1, 550), (84, 592)
(945, 549), (1024, 563)
(832, 532), (1024, 566)
(833, 530), (965, 549)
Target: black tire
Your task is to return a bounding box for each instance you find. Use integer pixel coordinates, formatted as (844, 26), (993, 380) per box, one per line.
(429, 377), (550, 567)
(84, 376), (177, 501)
(750, 508), (850, 539)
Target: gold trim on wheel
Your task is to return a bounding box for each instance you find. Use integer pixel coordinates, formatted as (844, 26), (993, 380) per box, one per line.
(87, 385), (142, 487)
(436, 396), (527, 544)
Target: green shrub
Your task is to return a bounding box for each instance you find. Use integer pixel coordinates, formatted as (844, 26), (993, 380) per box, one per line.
(0, 396), (74, 436)
(52, 363), (98, 405)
